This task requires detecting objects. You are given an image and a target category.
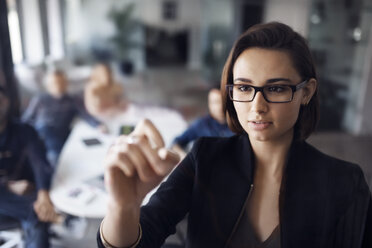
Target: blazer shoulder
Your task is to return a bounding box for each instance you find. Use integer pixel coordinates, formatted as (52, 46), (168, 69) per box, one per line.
(303, 142), (361, 171)
(303, 142), (367, 191)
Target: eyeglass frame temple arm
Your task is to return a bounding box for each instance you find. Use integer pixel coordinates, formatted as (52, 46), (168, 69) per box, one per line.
(294, 79), (308, 91)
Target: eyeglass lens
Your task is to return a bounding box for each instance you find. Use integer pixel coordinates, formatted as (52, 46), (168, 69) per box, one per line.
(230, 85), (293, 102)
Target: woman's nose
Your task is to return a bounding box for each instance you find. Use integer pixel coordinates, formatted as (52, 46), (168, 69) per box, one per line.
(250, 91), (268, 113)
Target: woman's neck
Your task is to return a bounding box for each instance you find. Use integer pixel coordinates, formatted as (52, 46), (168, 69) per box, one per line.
(250, 133), (293, 178)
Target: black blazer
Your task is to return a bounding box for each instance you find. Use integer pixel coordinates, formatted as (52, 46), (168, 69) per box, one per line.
(98, 134), (372, 248)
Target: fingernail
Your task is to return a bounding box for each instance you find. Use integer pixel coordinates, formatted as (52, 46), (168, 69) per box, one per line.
(158, 148), (167, 160)
(127, 136), (139, 144)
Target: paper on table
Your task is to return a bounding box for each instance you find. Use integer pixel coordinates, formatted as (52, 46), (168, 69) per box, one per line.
(67, 184), (98, 205)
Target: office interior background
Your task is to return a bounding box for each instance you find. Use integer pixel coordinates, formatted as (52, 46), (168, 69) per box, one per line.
(2, 0), (372, 133)
(1, 0), (371, 131)
(1, 0), (372, 247)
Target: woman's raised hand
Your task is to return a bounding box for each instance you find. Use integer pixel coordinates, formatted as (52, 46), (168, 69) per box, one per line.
(104, 119), (180, 209)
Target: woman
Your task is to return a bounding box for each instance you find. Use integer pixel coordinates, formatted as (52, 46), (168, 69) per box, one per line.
(97, 22), (372, 248)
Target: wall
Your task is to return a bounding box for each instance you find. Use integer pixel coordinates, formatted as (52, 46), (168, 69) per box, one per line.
(354, 23), (372, 135)
(314, 0), (372, 135)
(139, 0), (203, 69)
(63, 0), (205, 70)
(21, 0), (45, 64)
(64, 0), (145, 70)
(47, 0), (64, 60)
(199, 0), (234, 82)
(140, 0), (200, 33)
(263, 0), (311, 36)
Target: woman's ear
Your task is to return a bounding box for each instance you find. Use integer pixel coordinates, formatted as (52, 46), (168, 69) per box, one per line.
(301, 78), (317, 105)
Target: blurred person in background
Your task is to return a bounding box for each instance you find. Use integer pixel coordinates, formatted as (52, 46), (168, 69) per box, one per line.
(97, 22), (371, 248)
(84, 63), (125, 120)
(0, 73), (60, 248)
(83, 62), (185, 139)
(22, 70), (106, 167)
(171, 87), (233, 159)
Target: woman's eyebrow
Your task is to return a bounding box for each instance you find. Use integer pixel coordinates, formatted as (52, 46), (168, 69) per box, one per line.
(234, 78), (252, 83)
(234, 77), (292, 84)
(266, 78), (292, 83)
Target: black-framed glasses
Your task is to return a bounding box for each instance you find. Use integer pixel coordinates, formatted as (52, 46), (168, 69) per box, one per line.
(226, 80), (308, 103)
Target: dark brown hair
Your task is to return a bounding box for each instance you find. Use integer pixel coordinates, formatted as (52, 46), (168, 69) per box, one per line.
(0, 71), (6, 93)
(221, 22), (319, 140)
(0, 71), (11, 121)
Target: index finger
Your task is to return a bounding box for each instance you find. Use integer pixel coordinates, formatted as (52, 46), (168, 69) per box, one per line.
(132, 119), (165, 148)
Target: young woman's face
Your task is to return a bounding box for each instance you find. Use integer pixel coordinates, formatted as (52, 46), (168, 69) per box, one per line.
(232, 48), (309, 143)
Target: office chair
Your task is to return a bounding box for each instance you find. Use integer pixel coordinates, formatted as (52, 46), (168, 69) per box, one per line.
(0, 215), (22, 248)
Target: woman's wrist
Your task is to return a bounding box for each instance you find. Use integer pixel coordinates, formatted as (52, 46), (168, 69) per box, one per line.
(102, 202), (141, 247)
(100, 219), (142, 248)
(107, 200), (140, 217)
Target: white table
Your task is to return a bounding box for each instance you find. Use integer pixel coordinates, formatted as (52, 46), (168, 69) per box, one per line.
(50, 104), (187, 218)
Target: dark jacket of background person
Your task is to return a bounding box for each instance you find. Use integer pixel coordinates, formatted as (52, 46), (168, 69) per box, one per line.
(97, 135), (372, 248)
(0, 119), (54, 248)
(172, 114), (234, 149)
(22, 93), (101, 164)
(0, 120), (52, 189)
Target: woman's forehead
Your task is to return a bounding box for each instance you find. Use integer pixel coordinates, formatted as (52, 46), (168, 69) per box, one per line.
(233, 48), (299, 80)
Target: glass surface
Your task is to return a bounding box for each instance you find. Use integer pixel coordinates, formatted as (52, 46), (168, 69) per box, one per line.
(307, 0), (372, 132)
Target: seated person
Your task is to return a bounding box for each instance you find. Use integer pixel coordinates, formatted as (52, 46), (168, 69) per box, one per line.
(0, 79), (59, 248)
(84, 63), (186, 144)
(171, 88), (234, 159)
(22, 70), (105, 167)
(84, 63), (124, 119)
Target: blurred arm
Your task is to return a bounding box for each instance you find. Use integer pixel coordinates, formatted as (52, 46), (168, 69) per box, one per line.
(21, 96), (40, 124)
(73, 95), (102, 127)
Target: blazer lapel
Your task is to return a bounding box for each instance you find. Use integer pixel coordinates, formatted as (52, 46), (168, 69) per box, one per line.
(203, 134), (255, 246)
(281, 141), (327, 247)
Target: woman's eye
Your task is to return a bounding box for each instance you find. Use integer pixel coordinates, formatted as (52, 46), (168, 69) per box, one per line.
(237, 85), (252, 92)
(267, 86), (285, 93)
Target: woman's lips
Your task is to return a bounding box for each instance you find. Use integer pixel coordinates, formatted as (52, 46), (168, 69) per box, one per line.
(248, 121), (272, 131)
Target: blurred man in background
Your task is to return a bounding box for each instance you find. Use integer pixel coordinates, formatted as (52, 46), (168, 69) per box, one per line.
(171, 87), (234, 159)
(22, 70), (106, 167)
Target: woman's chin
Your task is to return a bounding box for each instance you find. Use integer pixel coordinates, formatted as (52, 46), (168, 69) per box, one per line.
(247, 128), (294, 144)
(247, 131), (271, 142)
